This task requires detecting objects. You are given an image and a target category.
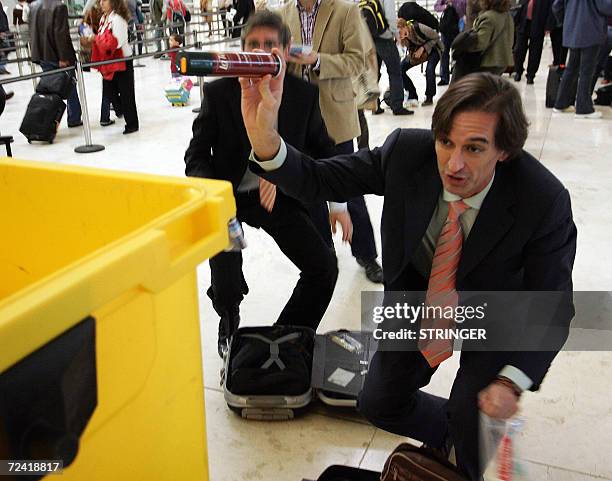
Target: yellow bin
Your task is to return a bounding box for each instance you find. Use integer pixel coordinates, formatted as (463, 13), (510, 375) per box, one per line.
(0, 159), (235, 481)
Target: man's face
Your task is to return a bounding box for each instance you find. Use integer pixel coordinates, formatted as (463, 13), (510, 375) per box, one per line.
(244, 27), (289, 59)
(435, 111), (509, 198)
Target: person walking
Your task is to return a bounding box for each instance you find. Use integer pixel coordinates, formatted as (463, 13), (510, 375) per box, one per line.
(552, 0), (612, 119)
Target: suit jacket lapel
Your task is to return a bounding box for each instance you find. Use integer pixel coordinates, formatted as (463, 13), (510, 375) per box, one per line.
(457, 168), (516, 281)
(312, 0), (333, 53)
(228, 79), (251, 148)
(404, 160), (442, 262)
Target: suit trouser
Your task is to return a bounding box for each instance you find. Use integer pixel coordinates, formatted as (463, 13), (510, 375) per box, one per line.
(207, 191), (338, 330)
(554, 45), (601, 115)
(358, 349), (510, 481)
(335, 140), (378, 261)
(513, 22), (545, 79)
(550, 27), (567, 66)
(102, 60), (139, 130)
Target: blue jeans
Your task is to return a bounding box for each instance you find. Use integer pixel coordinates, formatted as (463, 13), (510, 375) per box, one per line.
(555, 45), (601, 114)
(374, 37), (404, 112)
(440, 33), (453, 84)
(401, 48), (441, 101)
(39, 61), (82, 125)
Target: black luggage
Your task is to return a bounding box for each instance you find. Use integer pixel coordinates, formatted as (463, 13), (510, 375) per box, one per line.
(594, 84), (612, 106)
(19, 94), (66, 144)
(304, 465), (381, 481)
(223, 327), (376, 419)
(36, 71), (75, 100)
(545, 65), (577, 108)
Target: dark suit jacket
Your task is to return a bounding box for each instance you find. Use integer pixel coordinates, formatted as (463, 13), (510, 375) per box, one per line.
(185, 74), (336, 193)
(29, 0), (76, 64)
(516, 0), (554, 38)
(251, 128), (577, 389)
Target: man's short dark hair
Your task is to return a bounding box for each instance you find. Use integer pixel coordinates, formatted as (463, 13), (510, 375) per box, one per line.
(170, 33), (184, 45)
(240, 10), (291, 49)
(432, 73), (529, 159)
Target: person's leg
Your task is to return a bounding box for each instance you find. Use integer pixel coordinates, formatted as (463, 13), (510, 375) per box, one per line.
(554, 47), (581, 110)
(526, 33), (545, 81)
(303, 201), (333, 249)
(575, 45), (601, 115)
(513, 27), (529, 79)
(116, 60), (139, 131)
(376, 38), (404, 112)
(401, 56), (419, 100)
(40, 60), (81, 125)
(258, 194), (338, 330)
(439, 33), (451, 84)
(424, 48), (440, 102)
(358, 350), (447, 445)
(357, 109), (369, 150)
(550, 27), (565, 66)
(100, 81), (112, 123)
(207, 250), (248, 356)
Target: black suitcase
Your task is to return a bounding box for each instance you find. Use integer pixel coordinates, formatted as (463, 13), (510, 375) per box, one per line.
(36, 71), (75, 100)
(545, 65), (577, 108)
(304, 465), (381, 481)
(19, 94), (66, 144)
(594, 84), (612, 106)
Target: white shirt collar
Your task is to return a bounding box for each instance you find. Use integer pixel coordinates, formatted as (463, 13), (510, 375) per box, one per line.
(442, 173), (495, 210)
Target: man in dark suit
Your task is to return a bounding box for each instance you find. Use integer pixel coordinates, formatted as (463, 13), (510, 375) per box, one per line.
(513, 0), (554, 84)
(240, 69), (577, 479)
(185, 11), (343, 358)
(29, 0), (83, 127)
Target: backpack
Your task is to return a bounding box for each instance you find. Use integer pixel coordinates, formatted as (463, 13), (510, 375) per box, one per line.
(359, 0), (388, 38)
(439, 4), (459, 40)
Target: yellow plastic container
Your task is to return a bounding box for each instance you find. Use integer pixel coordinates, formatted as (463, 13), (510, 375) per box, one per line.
(0, 158), (236, 481)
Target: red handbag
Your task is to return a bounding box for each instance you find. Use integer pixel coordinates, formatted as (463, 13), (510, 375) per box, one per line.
(91, 25), (126, 81)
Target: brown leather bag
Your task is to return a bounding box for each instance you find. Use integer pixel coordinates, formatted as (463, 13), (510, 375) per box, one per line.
(380, 443), (469, 481)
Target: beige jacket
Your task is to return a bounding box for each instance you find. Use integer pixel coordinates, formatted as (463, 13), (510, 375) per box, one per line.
(279, 0), (368, 144)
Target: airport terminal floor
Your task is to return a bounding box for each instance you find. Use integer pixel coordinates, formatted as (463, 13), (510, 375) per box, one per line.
(2, 37), (612, 481)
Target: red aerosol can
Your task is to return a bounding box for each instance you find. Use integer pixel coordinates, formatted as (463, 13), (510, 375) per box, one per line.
(177, 51), (283, 78)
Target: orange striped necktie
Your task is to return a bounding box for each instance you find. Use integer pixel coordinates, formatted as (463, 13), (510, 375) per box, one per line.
(419, 200), (470, 368)
(259, 178), (277, 213)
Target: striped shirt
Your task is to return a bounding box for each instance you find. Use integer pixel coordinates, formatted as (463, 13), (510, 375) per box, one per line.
(296, 0), (322, 80)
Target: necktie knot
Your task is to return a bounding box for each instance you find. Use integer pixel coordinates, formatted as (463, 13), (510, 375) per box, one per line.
(448, 199), (469, 220)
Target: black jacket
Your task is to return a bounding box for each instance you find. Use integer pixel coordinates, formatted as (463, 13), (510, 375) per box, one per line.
(516, 0), (554, 37)
(185, 74), (336, 191)
(251, 128), (577, 390)
(398, 1), (439, 30)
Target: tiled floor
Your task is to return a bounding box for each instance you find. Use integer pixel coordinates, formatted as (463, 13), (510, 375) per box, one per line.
(2, 40), (612, 480)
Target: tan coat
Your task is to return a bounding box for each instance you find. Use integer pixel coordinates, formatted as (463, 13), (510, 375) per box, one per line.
(278, 0), (368, 144)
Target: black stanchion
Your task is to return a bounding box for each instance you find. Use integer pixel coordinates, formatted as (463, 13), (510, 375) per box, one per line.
(193, 76), (205, 114)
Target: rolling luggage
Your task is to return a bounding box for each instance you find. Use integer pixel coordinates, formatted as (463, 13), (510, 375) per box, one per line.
(545, 65), (577, 108)
(223, 327), (376, 419)
(19, 93), (66, 144)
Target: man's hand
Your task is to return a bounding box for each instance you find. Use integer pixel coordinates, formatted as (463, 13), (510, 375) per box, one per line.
(330, 211), (353, 243)
(287, 52), (319, 66)
(478, 381), (520, 420)
(239, 48), (285, 160)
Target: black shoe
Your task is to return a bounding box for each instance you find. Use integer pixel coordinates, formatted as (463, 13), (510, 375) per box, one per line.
(0, 68), (11, 75)
(68, 121), (83, 128)
(123, 127), (139, 135)
(513, 72), (522, 82)
(422, 98), (434, 106)
(100, 120), (115, 126)
(526, 77), (535, 85)
(153, 52), (163, 59)
(392, 107), (414, 116)
(356, 258), (384, 284)
(437, 79), (449, 86)
(217, 307), (240, 358)
(4, 91), (14, 100)
(373, 106), (385, 115)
